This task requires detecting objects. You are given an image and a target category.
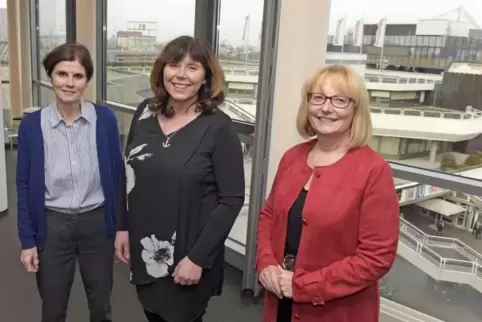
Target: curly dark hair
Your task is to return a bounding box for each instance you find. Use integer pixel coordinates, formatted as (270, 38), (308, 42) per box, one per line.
(149, 36), (225, 117)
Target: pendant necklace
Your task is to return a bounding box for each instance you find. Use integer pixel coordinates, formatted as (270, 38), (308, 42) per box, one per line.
(162, 131), (177, 148)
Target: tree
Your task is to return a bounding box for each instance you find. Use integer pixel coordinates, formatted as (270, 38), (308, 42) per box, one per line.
(440, 153), (458, 171)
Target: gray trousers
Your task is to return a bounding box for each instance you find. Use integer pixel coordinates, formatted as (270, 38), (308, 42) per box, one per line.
(36, 207), (114, 322)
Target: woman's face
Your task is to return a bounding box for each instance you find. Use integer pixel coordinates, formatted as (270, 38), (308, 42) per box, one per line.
(51, 60), (88, 105)
(163, 55), (206, 103)
(307, 77), (355, 138)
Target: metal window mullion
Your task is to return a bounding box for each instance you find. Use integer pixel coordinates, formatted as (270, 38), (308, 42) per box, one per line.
(390, 162), (482, 196)
(95, 0), (107, 103)
(194, 0), (219, 52)
(241, 0), (282, 295)
(29, 0), (41, 106)
(65, 0), (76, 43)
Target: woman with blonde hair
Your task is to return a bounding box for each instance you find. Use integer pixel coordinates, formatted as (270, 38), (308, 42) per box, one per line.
(256, 64), (400, 322)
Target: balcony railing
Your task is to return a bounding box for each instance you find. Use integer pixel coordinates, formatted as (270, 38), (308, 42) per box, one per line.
(370, 106), (482, 120)
(364, 75), (442, 85)
(401, 217), (482, 265)
(399, 217), (482, 291)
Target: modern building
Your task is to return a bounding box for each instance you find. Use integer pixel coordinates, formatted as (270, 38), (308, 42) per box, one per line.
(116, 31), (156, 50)
(328, 6), (482, 73)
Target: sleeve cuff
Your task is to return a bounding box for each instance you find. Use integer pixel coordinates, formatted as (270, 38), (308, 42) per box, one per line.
(20, 237), (36, 250)
(292, 269), (325, 305)
(188, 252), (213, 269)
(256, 254), (278, 273)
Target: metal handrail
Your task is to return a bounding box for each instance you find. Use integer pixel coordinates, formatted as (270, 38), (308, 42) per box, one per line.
(400, 217), (482, 264)
(370, 106), (482, 120)
(400, 219), (482, 280)
(400, 229), (482, 279)
(364, 74), (442, 84)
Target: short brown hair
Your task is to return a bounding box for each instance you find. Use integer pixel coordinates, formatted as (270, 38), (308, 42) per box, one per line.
(296, 64), (372, 147)
(42, 43), (94, 81)
(149, 36), (225, 117)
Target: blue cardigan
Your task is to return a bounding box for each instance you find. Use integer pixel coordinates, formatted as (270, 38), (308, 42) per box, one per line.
(16, 104), (123, 250)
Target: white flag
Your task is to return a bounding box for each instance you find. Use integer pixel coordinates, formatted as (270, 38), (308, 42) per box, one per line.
(333, 16), (346, 46)
(374, 17), (386, 47)
(353, 18), (364, 47)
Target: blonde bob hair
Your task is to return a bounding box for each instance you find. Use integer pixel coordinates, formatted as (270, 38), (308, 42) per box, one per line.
(296, 64), (372, 148)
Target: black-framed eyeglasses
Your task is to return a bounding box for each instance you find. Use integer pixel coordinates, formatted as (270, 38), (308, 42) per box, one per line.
(308, 93), (354, 109)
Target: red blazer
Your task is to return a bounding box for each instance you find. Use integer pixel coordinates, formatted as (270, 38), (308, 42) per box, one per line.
(256, 140), (400, 322)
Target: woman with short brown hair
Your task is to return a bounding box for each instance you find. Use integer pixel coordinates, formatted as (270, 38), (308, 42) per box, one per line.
(17, 43), (123, 321)
(115, 36), (245, 322)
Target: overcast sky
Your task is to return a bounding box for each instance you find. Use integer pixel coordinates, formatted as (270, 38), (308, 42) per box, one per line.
(1, 0), (481, 46)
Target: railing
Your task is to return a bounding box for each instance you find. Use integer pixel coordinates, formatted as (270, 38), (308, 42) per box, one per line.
(400, 229), (482, 282)
(370, 106), (482, 120)
(221, 99), (256, 123)
(380, 297), (444, 322)
(399, 218), (482, 288)
(365, 75), (441, 85)
(401, 217), (482, 265)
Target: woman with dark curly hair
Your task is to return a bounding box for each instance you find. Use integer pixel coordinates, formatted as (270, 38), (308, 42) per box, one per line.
(114, 35), (245, 322)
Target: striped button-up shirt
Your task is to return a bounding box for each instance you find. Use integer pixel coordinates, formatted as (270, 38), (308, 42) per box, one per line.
(40, 101), (105, 214)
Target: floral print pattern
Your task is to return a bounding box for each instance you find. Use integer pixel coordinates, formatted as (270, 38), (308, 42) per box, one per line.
(125, 143), (152, 210)
(138, 106), (156, 121)
(140, 232), (176, 278)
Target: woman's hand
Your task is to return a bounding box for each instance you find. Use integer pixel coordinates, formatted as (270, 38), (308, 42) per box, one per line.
(20, 247), (39, 272)
(278, 265), (294, 298)
(114, 231), (130, 264)
(172, 257), (202, 286)
(259, 265), (282, 298)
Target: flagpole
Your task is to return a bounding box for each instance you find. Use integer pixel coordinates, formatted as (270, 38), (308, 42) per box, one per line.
(341, 14), (347, 60)
(378, 15), (386, 75)
(244, 14), (250, 68)
(359, 19), (363, 55)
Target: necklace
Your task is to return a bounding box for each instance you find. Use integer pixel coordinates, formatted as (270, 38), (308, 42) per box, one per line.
(162, 131), (177, 148)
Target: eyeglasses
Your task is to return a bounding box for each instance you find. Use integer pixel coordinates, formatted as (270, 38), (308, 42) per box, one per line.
(308, 93), (354, 109)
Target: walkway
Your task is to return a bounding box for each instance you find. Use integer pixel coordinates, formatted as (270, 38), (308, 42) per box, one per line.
(402, 204), (482, 253)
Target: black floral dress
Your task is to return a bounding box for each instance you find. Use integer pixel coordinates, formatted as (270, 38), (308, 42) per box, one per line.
(118, 99), (245, 322)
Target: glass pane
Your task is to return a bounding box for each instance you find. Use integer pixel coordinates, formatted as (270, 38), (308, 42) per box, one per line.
(38, 0), (67, 81)
(217, 0), (264, 246)
(39, 85), (55, 106)
(327, 1), (482, 319)
(114, 108), (134, 151)
(105, 0), (195, 106)
(395, 174), (482, 322)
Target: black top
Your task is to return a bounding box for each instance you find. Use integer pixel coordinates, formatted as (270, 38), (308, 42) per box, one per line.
(118, 99), (245, 321)
(285, 188), (307, 256)
(277, 188), (307, 322)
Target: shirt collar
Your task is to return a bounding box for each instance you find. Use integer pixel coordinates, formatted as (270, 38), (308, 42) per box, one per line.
(49, 100), (95, 128)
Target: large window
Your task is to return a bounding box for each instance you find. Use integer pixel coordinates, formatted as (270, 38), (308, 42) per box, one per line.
(31, 0), (76, 107)
(217, 0), (264, 210)
(104, 0), (196, 153)
(328, 1), (482, 320)
(38, 0), (67, 81)
(103, 0), (264, 213)
(105, 0), (195, 107)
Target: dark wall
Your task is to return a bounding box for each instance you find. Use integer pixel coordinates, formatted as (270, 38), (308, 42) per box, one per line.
(364, 24), (417, 36)
(435, 73), (482, 111)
